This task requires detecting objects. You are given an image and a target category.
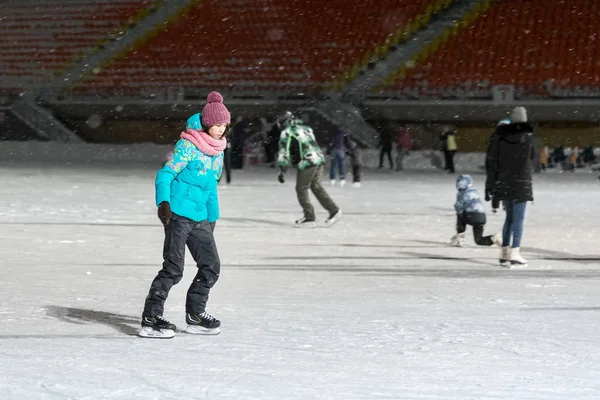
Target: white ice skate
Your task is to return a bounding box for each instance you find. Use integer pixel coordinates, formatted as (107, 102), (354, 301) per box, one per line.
(449, 233), (465, 247)
(499, 247), (511, 267)
(509, 247), (528, 268)
(492, 231), (503, 246)
(340, 179), (346, 187)
(325, 210), (342, 227)
(330, 179), (336, 186)
(352, 182), (361, 188)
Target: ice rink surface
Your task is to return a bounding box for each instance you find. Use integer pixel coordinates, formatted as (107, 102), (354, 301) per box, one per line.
(1, 159), (599, 399)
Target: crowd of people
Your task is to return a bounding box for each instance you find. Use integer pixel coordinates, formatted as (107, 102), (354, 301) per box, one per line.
(539, 144), (598, 172)
(213, 109), (599, 186)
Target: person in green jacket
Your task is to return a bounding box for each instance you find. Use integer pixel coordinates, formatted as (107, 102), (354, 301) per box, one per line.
(276, 112), (342, 227)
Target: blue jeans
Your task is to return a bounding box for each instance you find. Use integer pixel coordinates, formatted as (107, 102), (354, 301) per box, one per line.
(329, 149), (345, 180)
(502, 200), (527, 248)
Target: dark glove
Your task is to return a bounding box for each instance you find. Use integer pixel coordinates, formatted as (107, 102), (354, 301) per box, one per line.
(277, 172), (285, 184)
(484, 189), (491, 202)
(157, 201), (171, 226)
(491, 196), (500, 211)
(209, 222), (215, 232)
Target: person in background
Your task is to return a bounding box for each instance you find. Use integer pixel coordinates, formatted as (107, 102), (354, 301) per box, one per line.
(231, 116), (247, 169)
(395, 126), (413, 172)
(347, 137), (363, 188)
(327, 128), (351, 187)
(551, 145), (566, 170)
(276, 112), (342, 227)
(263, 116), (278, 167)
(581, 144), (597, 166)
(540, 145), (548, 171)
(569, 147), (579, 172)
(219, 140), (232, 185)
(378, 128), (394, 170)
(441, 128), (458, 173)
(532, 133), (543, 173)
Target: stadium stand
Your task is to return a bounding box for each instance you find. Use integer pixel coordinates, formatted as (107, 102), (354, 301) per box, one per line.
(71, 0), (453, 95)
(379, 0), (600, 99)
(0, 0), (162, 93)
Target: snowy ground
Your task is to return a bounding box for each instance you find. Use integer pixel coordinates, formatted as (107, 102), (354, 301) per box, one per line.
(1, 155), (600, 399)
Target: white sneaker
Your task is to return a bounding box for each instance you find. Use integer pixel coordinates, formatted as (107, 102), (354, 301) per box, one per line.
(509, 247), (528, 267)
(449, 233), (465, 247)
(492, 231), (503, 246)
(330, 180), (336, 186)
(352, 182), (361, 188)
(499, 246), (511, 267)
(340, 179), (346, 187)
(325, 210), (342, 227)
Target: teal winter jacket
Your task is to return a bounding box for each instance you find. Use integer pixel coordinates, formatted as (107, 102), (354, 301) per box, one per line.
(155, 138), (223, 222)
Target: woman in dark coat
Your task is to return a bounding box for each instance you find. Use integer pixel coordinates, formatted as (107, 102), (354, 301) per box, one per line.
(485, 107), (534, 267)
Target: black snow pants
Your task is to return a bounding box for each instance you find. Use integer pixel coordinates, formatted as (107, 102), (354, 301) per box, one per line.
(143, 214), (220, 317)
(456, 212), (494, 246)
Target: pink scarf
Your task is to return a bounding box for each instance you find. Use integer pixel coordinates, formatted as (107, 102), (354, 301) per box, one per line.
(180, 129), (226, 156)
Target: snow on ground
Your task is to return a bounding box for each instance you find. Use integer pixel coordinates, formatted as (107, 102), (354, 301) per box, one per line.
(1, 147), (600, 399)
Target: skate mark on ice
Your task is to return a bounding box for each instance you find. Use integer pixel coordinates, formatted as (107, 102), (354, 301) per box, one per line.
(286, 243), (436, 248)
(521, 245), (600, 264)
(255, 210), (438, 217)
(0, 221), (156, 228)
(523, 307), (600, 311)
(45, 306), (139, 336)
(414, 240), (600, 265)
(362, 269), (600, 278)
(0, 334), (135, 339)
(266, 255), (405, 260)
(231, 264), (600, 278)
(541, 256), (600, 263)
(39, 381), (76, 399)
(399, 250), (499, 267)
(530, 256), (600, 264)
(76, 385), (147, 400)
(411, 239), (471, 247)
(220, 217), (290, 227)
(266, 251), (508, 266)
(429, 206), (457, 213)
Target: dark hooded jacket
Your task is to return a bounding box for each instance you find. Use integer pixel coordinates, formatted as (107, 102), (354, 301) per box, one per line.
(485, 122), (534, 202)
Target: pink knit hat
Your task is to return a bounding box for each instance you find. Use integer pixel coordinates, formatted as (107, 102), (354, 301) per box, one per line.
(201, 91), (231, 127)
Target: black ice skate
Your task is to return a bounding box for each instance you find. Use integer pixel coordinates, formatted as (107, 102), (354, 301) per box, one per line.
(295, 217), (316, 228)
(139, 315), (176, 339)
(185, 312), (221, 335)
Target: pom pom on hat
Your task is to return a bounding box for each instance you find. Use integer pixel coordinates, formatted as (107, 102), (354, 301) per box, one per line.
(207, 91), (223, 103)
(202, 91), (231, 127)
(510, 106), (527, 123)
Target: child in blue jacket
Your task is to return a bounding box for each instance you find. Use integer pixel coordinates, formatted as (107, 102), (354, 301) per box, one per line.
(140, 92), (230, 338)
(450, 174), (502, 247)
